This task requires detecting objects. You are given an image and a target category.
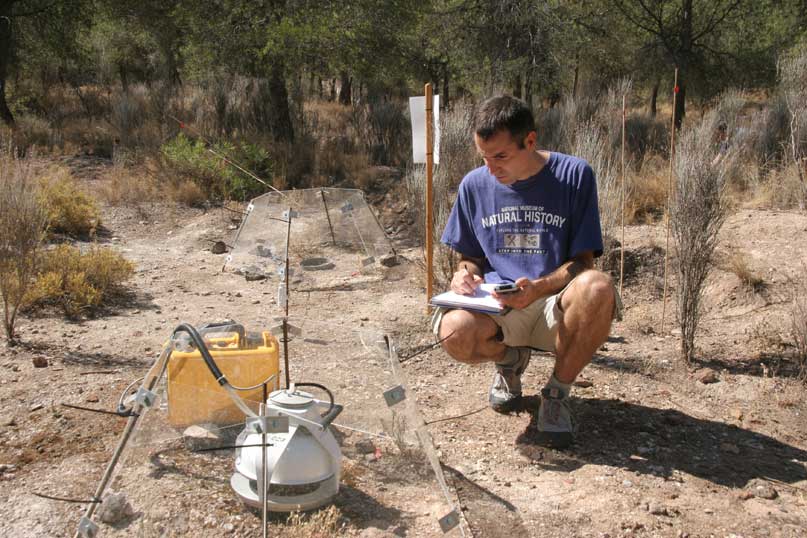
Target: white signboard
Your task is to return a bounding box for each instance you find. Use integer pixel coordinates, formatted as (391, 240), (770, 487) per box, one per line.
(409, 95), (440, 164)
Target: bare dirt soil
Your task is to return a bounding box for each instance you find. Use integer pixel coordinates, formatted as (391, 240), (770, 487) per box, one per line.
(1, 159), (805, 537)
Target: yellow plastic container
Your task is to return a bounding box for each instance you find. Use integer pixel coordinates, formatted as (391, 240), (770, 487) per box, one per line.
(167, 329), (280, 428)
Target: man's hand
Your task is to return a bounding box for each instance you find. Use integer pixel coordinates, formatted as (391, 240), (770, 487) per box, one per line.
(451, 266), (483, 295)
(491, 277), (549, 309)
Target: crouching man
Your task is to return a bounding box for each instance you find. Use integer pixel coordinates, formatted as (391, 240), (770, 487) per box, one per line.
(433, 95), (621, 449)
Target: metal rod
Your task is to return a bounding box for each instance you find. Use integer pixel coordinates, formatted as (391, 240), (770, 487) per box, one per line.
(73, 346), (172, 538)
(320, 188), (336, 246)
(425, 83), (434, 311)
(661, 68), (679, 335)
(619, 93), (627, 295)
(261, 402), (268, 538)
(283, 207), (292, 389)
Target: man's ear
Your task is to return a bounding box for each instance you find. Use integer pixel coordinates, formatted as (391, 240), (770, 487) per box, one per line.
(524, 131), (537, 150)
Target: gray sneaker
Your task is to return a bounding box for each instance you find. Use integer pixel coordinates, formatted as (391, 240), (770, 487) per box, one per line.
(488, 347), (531, 414)
(536, 386), (574, 448)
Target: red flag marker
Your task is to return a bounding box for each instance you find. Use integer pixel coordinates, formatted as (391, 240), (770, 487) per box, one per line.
(673, 85), (680, 94)
(179, 122), (185, 129)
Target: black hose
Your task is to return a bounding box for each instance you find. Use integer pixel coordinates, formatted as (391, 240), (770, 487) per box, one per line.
(294, 382), (334, 414)
(172, 323), (228, 386)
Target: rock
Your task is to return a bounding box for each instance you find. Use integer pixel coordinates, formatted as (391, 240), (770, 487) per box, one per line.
(97, 491), (134, 524)
(29, 403), (44, 412)
(622, 479), (633, 487)
(241, 266), (266, 281)
(222, 523), (235, 533)
(1, 417), (16, 427)
(380, 254), (400, 267)
(730, 408), (744, 421)
(211, 241), (227, 255)
(0, 464), (16, 473)
(85, 394), (100, 403)
(695, 369), (719, 384)
(647, 502), (667, 516)
(753, 483), (778, 500)
(183, 424), (224, 451)
(32, 356), (48, 368)
(355, 439), (376, 454)
(738, 490), (754, 500)
(574, 380), (594, 388)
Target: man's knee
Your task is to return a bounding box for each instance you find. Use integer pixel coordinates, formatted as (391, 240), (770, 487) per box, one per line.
(564, 270), (615, 313)
(438, 309), (487, 363)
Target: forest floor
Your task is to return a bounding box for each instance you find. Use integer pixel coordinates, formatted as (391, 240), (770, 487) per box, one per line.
(0, 157), (806, 538)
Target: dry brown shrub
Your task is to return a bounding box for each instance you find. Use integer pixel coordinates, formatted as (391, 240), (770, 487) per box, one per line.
(100, 166), (160, 206)
(168, 180), (208, 207)
(671, 111), (736, 363)
(749, 163), (806, 209)
(0, 154), (48, 344)
(37, 167), (101, 238)
(790, 266), (807, 379)
(625, 155), (667, 223)
(27, 245), (135, 319)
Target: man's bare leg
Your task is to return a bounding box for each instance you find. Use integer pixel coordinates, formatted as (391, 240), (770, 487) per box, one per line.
(553, 270), (616, 383)
(538, 269), (616, 448)
(438, 309), (504, 364)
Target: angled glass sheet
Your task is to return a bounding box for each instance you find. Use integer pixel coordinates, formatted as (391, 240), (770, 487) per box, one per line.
(225, 188), (396, 295)
(75, 321), (465, 537)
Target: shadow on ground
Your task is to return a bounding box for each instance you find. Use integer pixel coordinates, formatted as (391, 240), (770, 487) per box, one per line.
(443, 464), (530, 538)
(515, 396), (807, 488)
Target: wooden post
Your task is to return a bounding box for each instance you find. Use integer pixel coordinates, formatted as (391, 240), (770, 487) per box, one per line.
(619, 93), (627, 296)
(425, 83), (434, 307)
(661, 68), (679, 335)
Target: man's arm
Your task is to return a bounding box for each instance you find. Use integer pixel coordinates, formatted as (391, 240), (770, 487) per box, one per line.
(450, 254), (486, 295)
(494, 251), (594, 309)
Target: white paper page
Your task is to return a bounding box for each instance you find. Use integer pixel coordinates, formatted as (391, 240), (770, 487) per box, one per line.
(430, 283), (504, 313)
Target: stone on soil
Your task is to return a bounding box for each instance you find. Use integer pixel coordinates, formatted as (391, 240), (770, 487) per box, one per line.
(183, 424), (224, 451)
(97, 491), (134, 524)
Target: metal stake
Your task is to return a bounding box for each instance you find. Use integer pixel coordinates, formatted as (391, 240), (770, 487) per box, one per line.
(320, 188), (336, 246)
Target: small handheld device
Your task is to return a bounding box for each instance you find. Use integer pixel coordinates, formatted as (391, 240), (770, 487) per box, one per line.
(494, 283), (520, 294)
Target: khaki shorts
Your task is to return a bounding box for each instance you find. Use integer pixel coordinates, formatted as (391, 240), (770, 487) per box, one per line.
(432, 275), (623, 353)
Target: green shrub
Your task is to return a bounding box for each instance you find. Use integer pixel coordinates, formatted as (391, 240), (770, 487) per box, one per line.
(37, 168), (101, 237)
(27, 245), (135, 319)
(160, 133), (271, 201)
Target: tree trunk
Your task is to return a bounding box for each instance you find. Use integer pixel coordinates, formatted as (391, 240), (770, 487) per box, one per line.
(674, 80), (686, 130)
(329, 78), (336, 102)
(512, 74), (522, 99)
(268, 60), (294, 143)
(338, 72), (352, 105)
(524, 68), (533, 109)
(572, 51), (580, 99)
(442, 62), (449, 109)
(650, 79), (659, 118)
(0, 4), (15, 128)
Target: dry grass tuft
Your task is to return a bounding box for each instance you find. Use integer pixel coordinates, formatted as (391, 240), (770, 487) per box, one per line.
(725, 251), (765, 292)
(100, 166), (160, 206)
(790, 266), (807, 380)
(625, 154), (668, 224)
(283, 505), (346, 537)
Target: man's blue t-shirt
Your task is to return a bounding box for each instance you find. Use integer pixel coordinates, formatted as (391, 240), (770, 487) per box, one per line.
(441, 152), (603, 284)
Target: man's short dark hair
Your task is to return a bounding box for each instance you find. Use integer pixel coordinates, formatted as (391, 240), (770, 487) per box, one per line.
(473, 95), (535, 148)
